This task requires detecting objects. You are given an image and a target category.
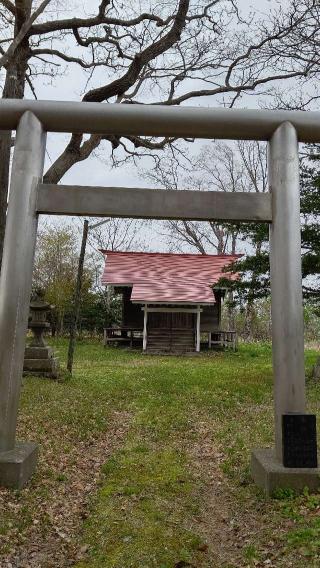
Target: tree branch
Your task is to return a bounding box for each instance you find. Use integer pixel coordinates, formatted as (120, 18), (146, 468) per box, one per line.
(44, 134), (102, 184)
(154, 69), (309, 106)
(31, 48), (112, 69)
(83, 0), (189, 102)
(0, 0), (52, 69)
(44, 0), (190, 182)
(72, 28), (133, 60)
(1, 0), (15, 14)
(29, 10), (173, 36)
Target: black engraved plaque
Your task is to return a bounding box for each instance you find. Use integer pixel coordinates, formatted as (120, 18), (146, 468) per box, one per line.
(282, 413), (318, 468)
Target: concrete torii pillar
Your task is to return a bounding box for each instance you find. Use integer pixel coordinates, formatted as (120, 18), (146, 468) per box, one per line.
(251, 122), (319, 495)
(0, 112), (46, 488)
(269, 122), (306, 458)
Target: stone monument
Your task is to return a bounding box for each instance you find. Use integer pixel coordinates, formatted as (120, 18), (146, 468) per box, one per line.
(24, 290), (59, 379)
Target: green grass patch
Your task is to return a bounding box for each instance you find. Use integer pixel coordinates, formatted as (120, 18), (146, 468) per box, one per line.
(0, 339), (319, 567)
(78, 445), (202, 567)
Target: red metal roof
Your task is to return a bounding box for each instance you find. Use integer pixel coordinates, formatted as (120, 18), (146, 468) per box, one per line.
(101, 251), (240, 305)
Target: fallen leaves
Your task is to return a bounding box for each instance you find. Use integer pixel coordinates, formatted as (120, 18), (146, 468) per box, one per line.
(0, 410), (131, 567)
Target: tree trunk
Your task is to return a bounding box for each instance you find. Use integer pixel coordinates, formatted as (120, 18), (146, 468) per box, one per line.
(244, 301), (255, 339)
(227, 231), (237, 331)
(216, 226), (225, 255)
(67, 220), (89, 374)
(244, 241), (262, 340)
(227, 290), (235, 330)
(0, 1), (31, 270)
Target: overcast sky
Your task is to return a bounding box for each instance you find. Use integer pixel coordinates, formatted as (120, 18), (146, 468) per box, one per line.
(30, 0), (291, 254)
(38, 0), (281, 184)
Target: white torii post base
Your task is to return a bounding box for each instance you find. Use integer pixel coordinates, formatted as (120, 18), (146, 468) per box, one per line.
(251, 448), (320, 497)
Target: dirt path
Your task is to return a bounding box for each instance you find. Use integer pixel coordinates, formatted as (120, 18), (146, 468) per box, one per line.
(187, 419), (292, 568)
(0, 411), (131, 568)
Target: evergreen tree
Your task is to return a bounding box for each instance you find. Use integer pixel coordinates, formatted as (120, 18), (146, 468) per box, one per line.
(301, 146), (320, 307)
(222, 146), (320, 320)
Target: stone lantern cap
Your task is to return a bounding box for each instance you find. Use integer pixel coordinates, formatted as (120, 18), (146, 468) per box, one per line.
(30, 298), (53, 310)
(28, 290), (54, 340)
(30, 289), (54, 311)
(29, 290), (54, 328)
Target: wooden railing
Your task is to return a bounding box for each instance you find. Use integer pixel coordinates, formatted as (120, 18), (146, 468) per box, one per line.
(208, 330), (238, 351)
(103, 327), (143, 348)
(104, 327), (238, 352)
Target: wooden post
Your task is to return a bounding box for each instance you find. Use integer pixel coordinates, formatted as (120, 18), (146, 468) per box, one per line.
(143, 305), (148, 351)
(196, 307), (201, 352)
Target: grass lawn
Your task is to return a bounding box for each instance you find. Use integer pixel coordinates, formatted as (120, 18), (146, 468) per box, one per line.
(0, 340), (320, 567)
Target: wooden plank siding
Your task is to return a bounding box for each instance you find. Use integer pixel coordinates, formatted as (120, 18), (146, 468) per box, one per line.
(117, 287), (222, 332)
(200, 292), (222, 331)
(148, 312), (195, 329)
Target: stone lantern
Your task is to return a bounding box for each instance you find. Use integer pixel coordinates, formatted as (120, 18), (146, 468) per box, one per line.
(24, 290), (59, 379)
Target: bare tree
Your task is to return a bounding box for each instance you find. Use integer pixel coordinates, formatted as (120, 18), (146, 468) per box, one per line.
(143, 142), (248, 254)
(142, 139), (268, 331)
(1, 0), (320, 269)
(262, 0), (320, 110)
(87, 217), (144, 253)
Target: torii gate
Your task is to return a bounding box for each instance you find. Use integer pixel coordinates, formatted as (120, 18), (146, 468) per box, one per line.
(0, 100), (319, 494)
